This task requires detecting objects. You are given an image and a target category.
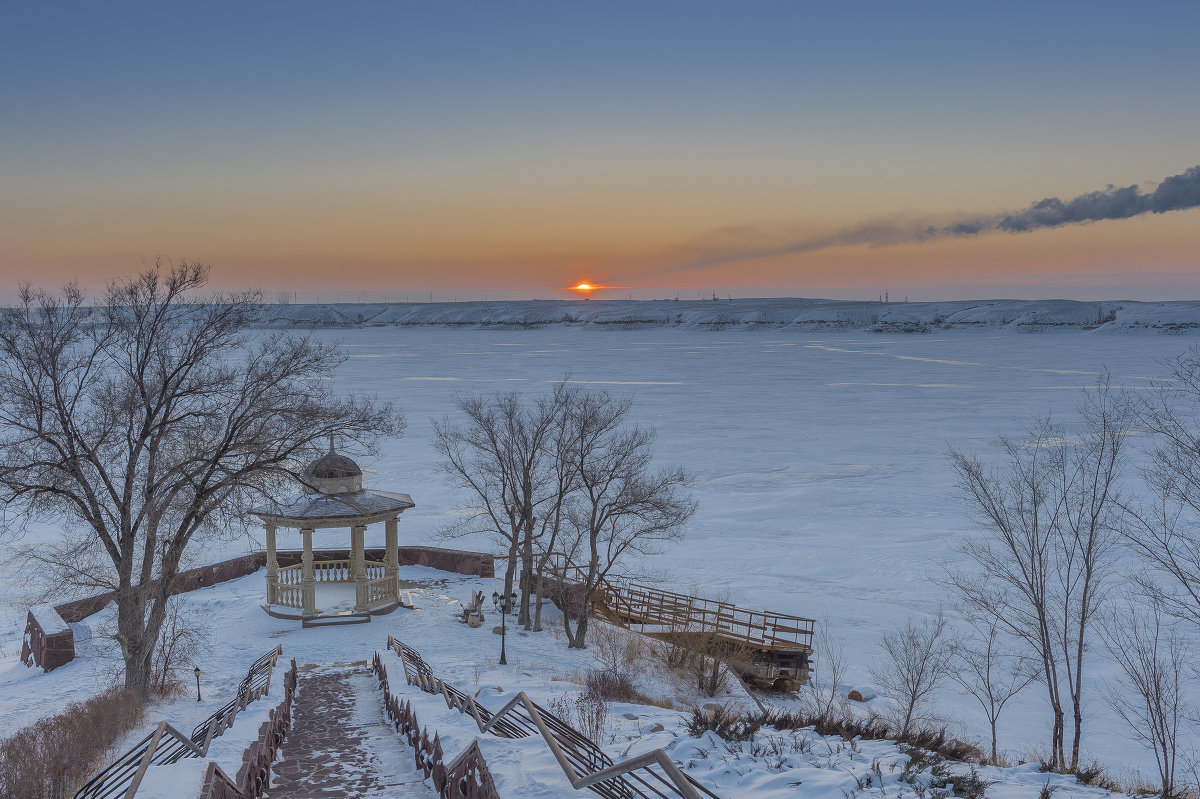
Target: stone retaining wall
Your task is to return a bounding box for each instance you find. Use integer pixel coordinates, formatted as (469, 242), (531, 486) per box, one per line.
(54, 545), (494, 623)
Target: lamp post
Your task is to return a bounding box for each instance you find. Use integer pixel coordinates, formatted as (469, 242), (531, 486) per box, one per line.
(194, 666), (202, 702)
(492, 591), (507, 665)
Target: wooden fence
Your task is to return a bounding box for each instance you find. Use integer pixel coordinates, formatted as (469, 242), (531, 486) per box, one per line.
(384, 635), (721, 799)
(372, 650), (500, 799)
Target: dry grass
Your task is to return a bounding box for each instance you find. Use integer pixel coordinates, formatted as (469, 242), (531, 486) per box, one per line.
(0, 686), (146, 799)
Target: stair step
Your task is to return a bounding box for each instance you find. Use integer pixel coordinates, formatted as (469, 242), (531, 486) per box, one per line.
(301, 612), (372, 628)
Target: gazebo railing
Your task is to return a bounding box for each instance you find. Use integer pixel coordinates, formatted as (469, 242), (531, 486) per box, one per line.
(275, 563), (303, 585)
(271, 580), (303, 609)
(269, 559), (395, 612)
(276, 560), (387, 583)
(314, 560), (351, 582)
(366, 574), (396, 606)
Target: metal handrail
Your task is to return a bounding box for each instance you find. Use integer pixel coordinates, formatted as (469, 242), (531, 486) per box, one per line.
(384, 636), (720, 799)
(73, 645), (282, 799)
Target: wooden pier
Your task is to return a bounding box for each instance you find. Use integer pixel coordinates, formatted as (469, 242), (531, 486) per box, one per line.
(538, 560), (815, 689)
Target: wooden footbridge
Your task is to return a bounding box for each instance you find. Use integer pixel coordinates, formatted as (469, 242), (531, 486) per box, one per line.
(539, 559), (815, 690)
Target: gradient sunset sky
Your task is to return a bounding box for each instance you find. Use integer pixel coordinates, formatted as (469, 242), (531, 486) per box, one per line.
(2, 2), (1198, 301)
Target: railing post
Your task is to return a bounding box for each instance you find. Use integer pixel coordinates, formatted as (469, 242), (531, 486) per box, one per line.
(385, 517), (400, 602)
(352, 524), (368, 611)
(301, 528), (316, 616)
(124, 721), (168, 799)
(264, 523), (278, 604)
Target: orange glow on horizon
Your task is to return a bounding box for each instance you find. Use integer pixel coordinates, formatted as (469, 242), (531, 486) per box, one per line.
(570, 282), (632, 294)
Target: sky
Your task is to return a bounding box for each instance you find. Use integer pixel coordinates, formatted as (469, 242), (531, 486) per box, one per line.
(1, 1), (1198, 302)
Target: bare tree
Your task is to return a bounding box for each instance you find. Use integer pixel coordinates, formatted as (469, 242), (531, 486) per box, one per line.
(948, 377), (1131, 771)
(1055, 376), (1133, 769)
(531, 397), (581, 632)
(433, 384), (575, 627)
(869, 610), (950, 736)
(150, 596), (209, 696)
(806, 617), (849, 722)
(558, 390), (696, 648)
(1126, 348), (1200, 631)
(0, 263), (403, 691)
(950, 418), (1070, 768)
(948, 614), (1038, 765)
(1101, 600), (1192, 799)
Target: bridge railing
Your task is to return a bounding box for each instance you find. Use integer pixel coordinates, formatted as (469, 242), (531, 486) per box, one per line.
(384, 635), (721, 799)
(541, 555), (814, 652)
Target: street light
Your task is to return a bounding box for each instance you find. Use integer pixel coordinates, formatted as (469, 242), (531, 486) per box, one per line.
(194, 666), (202, 702)
(492, 591), (507, 665)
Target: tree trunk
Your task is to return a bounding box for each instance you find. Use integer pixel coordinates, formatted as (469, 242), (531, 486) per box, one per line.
(1052, 707), (1065, 771)
(503, 543), (518, 609)
(568, 611), (589, 649)
(518, 527), (533, 629)
(118, 596), (154, 693)
(563, 585), (592, 648)
(990, 720), (999, 766)
(1070, 702), (1082, 772)
(532, 571), (544, 632)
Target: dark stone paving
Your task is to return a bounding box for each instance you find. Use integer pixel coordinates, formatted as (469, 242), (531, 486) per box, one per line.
(265, 665), (431, 798)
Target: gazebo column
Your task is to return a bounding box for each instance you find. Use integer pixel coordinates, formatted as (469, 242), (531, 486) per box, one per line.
(301, 528), (316, 616)
(352, 524), (368, 611)
(385, 518), (399, 601)
(264, 523), (278, 604)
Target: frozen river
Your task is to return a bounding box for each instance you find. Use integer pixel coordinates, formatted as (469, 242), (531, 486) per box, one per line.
(3, 325), (1197, 770)
(324, 326), (1191, 621)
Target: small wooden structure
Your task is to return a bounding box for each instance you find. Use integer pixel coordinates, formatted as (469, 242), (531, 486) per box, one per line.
(21, 605), (74, 673)
(253, 444), (414, 621)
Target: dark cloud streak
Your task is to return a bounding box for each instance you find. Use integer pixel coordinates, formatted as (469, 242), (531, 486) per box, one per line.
(664, 165), (1200, 275)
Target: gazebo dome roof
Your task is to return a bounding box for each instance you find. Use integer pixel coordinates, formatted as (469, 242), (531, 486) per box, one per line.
(305, 450), (362, 480)
(254, 488), (415, 528)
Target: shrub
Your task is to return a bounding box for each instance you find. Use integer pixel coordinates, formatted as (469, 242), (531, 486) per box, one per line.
(0, 687), (146, 799)
(955, 768), (995, 799)
(1072, 762), (1120, 792)
(585, 669), (648, 703)
(1037, 779), (1059, 799)
(549, 690), (610, 744)
(589, 623), (648, 681)
(686, 706), (761, 742)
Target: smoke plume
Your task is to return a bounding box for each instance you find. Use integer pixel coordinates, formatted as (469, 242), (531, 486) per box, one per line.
(667, 164), (1200, 274)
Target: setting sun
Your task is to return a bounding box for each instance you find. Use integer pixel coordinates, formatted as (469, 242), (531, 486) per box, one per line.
(574, 283), (592, 291)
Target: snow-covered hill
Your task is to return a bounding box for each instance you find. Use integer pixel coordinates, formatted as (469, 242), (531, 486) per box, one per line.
(257, 298), (1200, 332)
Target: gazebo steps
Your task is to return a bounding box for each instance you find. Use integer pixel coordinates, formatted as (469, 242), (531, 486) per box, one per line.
(302, 611), (373, 628)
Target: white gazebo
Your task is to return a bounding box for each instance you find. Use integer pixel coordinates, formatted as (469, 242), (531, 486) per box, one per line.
(254, 444), (414, 620)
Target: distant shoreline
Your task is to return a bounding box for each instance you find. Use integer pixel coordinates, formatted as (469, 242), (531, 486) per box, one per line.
(257, 297), (1200, 333)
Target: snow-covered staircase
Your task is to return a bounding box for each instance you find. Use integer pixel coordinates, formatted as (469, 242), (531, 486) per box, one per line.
(264, 663), (433, 798)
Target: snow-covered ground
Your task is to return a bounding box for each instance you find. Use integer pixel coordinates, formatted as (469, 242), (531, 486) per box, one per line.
(2, 326), (1198, 788)
(0, 566), (1154, 799)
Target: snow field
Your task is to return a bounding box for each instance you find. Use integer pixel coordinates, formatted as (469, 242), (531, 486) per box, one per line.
(3, 327), (1199, 785)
